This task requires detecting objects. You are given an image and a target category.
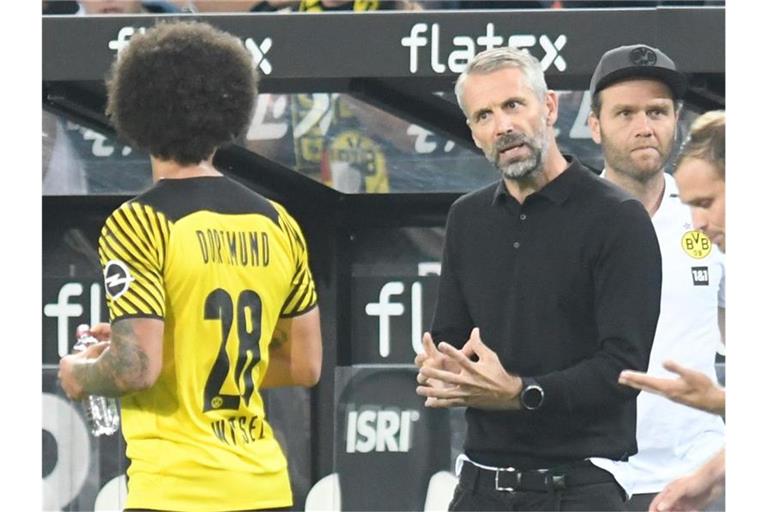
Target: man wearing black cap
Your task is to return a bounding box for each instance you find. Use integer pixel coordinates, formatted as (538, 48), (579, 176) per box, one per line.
(587, 44), (726, 511)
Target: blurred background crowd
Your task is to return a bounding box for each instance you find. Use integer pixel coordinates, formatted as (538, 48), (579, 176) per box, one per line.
(43, 0), (724, 15)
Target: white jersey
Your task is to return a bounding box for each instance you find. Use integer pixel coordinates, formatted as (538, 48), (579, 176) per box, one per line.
(595, 173), (725, 495)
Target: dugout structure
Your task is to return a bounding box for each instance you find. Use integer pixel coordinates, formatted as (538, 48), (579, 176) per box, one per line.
(42, 6), (724, 511)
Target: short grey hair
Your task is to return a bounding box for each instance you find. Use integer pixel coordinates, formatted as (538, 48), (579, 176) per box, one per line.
(455, 46), (548, 118)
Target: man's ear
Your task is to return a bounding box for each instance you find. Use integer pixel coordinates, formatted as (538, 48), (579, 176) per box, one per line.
(545, 90), (559, 126)
(588, 111), (602, 145)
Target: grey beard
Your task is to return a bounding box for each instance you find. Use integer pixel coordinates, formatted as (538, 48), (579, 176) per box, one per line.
(496, 134), (548, 181)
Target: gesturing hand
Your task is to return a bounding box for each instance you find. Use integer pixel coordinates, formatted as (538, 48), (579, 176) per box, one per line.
(619, 360), (725, 415)
(649, 448), (725, 512)
(416, 328), (522, 410)
(415, 332), (460, 404)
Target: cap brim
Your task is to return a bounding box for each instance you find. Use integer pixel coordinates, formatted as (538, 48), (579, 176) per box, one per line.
(594, 66), (687, 99)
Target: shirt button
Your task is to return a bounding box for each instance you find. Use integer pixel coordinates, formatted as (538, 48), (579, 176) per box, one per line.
(513, 241), (521, 249)
(520, 214), (527, 220)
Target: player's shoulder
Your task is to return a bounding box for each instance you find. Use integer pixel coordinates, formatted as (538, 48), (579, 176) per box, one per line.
(128, 176), (280, 224)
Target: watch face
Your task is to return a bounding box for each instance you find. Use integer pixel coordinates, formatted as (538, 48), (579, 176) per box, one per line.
(522, 385), (544, 410)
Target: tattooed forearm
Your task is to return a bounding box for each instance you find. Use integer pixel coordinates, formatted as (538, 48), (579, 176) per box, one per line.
(74, 321), (151, 397)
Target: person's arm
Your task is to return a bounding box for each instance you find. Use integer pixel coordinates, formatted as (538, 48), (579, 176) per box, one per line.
(58, 201), (169, 400)
(262, 307), (322, 388)
(416, 202), (482, 405)
(59, 319), (164, 399)
(429, 203), (473, 348)
(530, 199), (662, 413)
(619, 360), (725, 415)
(420, 199), (661, 413)
(718, 260), (726, 345)
(718, 306), (725, 345)
(262, 205), (322, 388)
(649, 448), (725, 512)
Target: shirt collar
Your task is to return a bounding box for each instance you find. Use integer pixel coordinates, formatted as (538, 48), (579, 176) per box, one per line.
(491, 155), (580, 206)
(598, 168), (678, 215)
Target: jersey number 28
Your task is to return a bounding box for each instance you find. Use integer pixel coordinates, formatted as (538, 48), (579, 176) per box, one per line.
(203, 288), (263, 412)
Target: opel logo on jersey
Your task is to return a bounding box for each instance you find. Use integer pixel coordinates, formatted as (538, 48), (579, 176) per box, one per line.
(681, 230), (712, 259)
(103, 260), (134, 300)
(630, 46), (657, 66)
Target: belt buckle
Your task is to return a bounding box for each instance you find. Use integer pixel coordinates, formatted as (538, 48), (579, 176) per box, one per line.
(547, 473), (567, 491)
(494, 467), (520, 492)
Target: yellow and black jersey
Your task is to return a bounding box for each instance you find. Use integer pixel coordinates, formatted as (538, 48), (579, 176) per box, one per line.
(98, 175), (317, 511)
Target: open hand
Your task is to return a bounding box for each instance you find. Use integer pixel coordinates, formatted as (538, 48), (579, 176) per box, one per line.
(619, 360), (724, 415)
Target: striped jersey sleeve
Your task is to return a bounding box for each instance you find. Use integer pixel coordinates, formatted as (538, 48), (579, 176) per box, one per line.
(273, 203), (318, 317)
(98, 201), (172, 321)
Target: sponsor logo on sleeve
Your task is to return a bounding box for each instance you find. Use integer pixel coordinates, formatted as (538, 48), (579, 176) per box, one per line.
(103, 260), (134, 300)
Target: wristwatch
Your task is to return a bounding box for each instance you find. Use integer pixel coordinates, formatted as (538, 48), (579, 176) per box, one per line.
(520, 377), (545, 410)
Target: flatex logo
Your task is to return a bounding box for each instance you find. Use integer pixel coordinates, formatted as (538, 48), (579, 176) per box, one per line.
(245, 37), (273, 75)
(107, 27), (273, 75)
(108, 26), (146, 53)
(43, 281), (104, 358)
(401, 22), (567, 74)
(346, 408), (420, 453)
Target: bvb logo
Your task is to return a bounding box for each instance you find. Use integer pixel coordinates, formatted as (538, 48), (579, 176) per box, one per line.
(681, 230), (712, 259)
(211, 396), (223, 409)
(630, 46), (657, 66)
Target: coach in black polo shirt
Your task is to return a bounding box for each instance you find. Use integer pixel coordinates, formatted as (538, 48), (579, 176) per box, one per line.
(415, 46), (662, 511)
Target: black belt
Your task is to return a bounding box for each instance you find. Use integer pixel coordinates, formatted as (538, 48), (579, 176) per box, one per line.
(460, 461), (616, 493)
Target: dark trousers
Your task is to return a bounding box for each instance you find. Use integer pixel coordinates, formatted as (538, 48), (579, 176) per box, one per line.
(626, 492), (655, 511)
(449, 463), (627, 511)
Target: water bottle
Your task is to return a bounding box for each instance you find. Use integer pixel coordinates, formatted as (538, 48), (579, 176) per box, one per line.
(74, 324), (120, 437)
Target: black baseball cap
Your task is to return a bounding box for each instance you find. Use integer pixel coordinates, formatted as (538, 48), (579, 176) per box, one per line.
(590, 44), (687, 100)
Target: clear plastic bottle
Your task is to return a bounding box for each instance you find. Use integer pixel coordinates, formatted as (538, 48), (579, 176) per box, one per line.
(74, 324), (120, 437)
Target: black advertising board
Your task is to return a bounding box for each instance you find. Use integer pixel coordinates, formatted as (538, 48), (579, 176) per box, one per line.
(43, 8), (724, 90)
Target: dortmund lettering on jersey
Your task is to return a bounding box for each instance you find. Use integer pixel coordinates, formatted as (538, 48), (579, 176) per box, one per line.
(97, 176), (316, 511)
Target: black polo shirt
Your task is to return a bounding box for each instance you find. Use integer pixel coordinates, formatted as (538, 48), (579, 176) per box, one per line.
(431, 156), (661, 468)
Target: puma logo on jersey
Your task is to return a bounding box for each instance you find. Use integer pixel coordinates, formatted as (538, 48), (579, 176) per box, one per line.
(103, 260), (134, 299)
(691, 266), (710, 286)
